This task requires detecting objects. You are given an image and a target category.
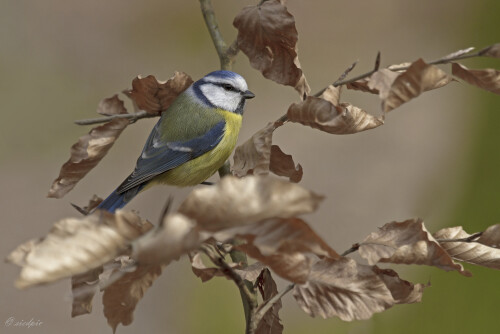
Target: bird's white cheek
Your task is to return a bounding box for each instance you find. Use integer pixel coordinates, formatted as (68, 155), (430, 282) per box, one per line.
(200, 84), (240, 112)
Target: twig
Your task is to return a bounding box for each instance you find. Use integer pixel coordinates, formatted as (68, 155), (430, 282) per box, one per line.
(74, 110), (156, 126)
(341, 243), (360, 256)
(199, 0), (240, 70)
(201, 245), (257, 333)
(389, 49), (482, 72)
(251, 283), (295, 330)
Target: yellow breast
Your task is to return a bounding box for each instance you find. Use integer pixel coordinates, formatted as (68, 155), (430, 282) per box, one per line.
(154, 109), (242, 187)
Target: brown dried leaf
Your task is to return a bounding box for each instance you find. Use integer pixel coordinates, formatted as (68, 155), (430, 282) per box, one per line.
(235, 262), (267, 282)
(7, 210), (151, 288)
(71, 267), (103, 317)
(256, 269), (283, 334)
(345, 78), (378, 94)
(232, 122), (282, 177)
(269, 145), (303, 183)
(125, 72), (193, 114)
(368, 69), (400, 98)
(373, 267), (427, 304)
(434, 226), (500, 269)
(178, 175), (323, 231)
(287, 86), (384, 134)
(97, 94), (128, 116)
(452, 63), (500, 95)
(383, 59), (452, 112)
(213, 218), (339, 283)
(71, 194), (103, 215)
(103, 264), (163, 333)
(359, 219), (470, 276)
(293, 258), (395, 321)
(132, 213), (199, 265)
(477, 224), (500, 247)
(233, 0), (310, 97)
(47, 118), (129, 198)
(479, 43), (500, 58)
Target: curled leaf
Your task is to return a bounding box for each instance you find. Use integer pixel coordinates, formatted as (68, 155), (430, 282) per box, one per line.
(383, 59), (452, 112)
(48, 101), (129, 199)
(103, 264), (163, 333)
(124, 72), (193, 114)
(359, 219), (470, 276)
(287, 86), (384, 134)
(178, 176), (323, 231)
(373, 267), (427, 305)
(269, 145), (303, 183)
(452, 63), (500, 95)
(232, 122), (282, 177)
(477, 224), (500, 247)
(293, 258), (395, 321)
(256, 269), (283, 334)
(97, 94), (128, 116)
(233, 0), (310, 97)
(479, 43), (500, 58)
(132, 213), (199, 265)
(434, 226), (500, 270)
(213, 218), (339, 283)
(7, 210), (151, 288)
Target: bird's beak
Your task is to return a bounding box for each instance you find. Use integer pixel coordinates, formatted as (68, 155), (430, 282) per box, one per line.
(242, 90), (255, 99)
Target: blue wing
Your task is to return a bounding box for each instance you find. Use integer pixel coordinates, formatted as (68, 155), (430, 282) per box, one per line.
(115, 120), (226, 194)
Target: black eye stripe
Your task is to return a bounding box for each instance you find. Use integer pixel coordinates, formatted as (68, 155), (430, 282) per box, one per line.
(215, 83), (239, 92)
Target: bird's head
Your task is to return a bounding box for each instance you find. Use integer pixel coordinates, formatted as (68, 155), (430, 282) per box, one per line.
(190, 70), (255, 114)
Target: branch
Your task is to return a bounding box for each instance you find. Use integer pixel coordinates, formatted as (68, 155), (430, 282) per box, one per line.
(74, 110), (157, 126)
(199, 0), (240, 70)
(436, 231), (483, 243)
(201, 245), (257, 334)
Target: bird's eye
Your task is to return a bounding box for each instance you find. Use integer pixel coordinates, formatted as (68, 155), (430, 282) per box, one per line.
(222, 84), (234, 91)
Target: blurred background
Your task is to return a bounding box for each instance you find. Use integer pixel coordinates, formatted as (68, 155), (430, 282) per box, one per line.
(1, 0), (499, 333)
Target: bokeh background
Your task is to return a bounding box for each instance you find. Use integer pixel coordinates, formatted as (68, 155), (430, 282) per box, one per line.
(1, 0), (499, 333)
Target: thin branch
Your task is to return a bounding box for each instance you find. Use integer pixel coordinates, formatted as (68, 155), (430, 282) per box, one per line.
(389, 49), (482, 72)
(74, 110), (156, 126)
(341, 243), (360, 256)
(199, 0), (239, 70)
(252, 283), (295, 330)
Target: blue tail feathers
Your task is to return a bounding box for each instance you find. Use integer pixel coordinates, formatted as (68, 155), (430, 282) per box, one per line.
(97, 184), (144, 213)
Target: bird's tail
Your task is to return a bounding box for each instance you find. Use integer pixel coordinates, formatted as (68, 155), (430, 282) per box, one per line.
(97, 185), (143, 213)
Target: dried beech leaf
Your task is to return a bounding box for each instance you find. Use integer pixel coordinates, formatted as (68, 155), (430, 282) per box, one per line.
(71, 267), (103, 317)
(213, 218), (339, 283)
(477, 224), (500, 247)
(368, 69), (400, 98)
(345, 78), (378, 94)
(373, 267), (427, 304)
(7, 210), (151, 288)
(479, 43), (500, 58)
(47, 118), (129, 198)
(269, 145), (303, 183)
(97, 95), (128, 116)
(293, 258), (395, 321)
(256, 269), (283, 334)
(383, 59), (452, 112)
(235, 262), (267, 282)
(178, 176), (323, 231)
(233, 0), (310, 97)
(125, 72), (193, 114)
(434, 226), (500, 269)
(452, 63), (500, 95)
(359, 219), (470, 276)
(103, 264), (163, 333)
(132, 213), (199, 265)
(71, 194), (103, 215)
(232, 122), (282, 177)
(287, 88), (384, 134)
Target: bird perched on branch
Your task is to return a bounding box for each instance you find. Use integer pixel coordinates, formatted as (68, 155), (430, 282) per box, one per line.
(97, 70), (254, 212)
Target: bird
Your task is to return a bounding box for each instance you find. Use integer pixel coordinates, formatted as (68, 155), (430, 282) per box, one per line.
(97, 70), (255, 212)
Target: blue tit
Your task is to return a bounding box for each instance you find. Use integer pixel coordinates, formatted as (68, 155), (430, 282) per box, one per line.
(97, 70), (255, 212)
